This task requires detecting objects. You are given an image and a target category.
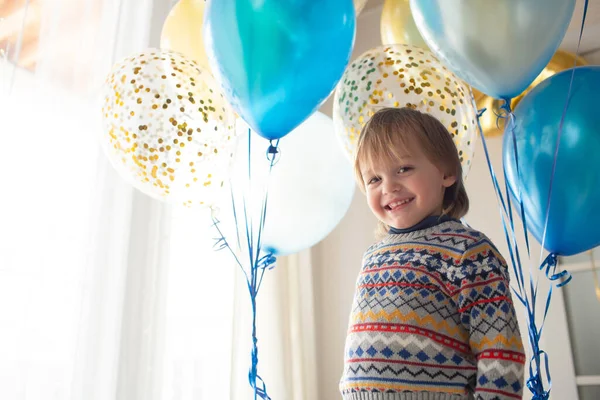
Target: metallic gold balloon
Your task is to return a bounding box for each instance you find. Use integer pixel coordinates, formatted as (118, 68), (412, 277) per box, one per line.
(476, 50), (587, 137)
(160, 0), (210, 72)
(333, 44), (478, 177)
(355, 0), (369, 16)
(101, 49), (237, 207)
(380, 0), (429, 50)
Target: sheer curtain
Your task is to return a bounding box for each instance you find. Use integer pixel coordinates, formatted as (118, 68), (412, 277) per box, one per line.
(228, 250), (319, 400)
(0, 0), (318, 399)
(0, 0), (155, 398)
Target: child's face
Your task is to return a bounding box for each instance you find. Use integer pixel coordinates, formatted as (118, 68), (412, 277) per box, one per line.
(360, 144), (456, 230)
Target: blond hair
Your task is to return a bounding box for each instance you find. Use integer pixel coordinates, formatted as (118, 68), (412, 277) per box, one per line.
(354, 107), (469, 237)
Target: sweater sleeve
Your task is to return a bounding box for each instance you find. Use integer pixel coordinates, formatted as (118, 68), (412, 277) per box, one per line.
(458, 240), (525, 400)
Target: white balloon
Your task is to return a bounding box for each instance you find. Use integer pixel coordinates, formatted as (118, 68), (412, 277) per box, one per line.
(223, 112), (355, 256)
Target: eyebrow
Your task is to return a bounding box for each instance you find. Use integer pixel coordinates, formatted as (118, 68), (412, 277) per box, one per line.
(361, 168), (373, 178)
(362, 155), (413, 172)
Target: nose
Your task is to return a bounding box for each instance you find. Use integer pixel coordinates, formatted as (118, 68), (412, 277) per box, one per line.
(382, 178), (400, 195)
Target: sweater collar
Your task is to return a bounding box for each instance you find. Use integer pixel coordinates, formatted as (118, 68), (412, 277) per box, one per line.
(388, 215), (456, 234)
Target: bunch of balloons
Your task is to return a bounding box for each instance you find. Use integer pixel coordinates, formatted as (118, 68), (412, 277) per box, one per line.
(101, 2), (358, 397)
(407, 0), (599, 256)
(335, 0), (600, 258)
(101, 0), (359, 254)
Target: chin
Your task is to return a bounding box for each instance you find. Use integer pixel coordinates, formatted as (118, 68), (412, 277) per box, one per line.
(389, 214), (426, 230)
(389, 219), (415, 230)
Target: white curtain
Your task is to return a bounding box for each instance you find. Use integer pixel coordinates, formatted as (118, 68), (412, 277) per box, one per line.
(163, 212), (318, 400)
(0, 0), (318, 399)
(0, 0), (155, 398)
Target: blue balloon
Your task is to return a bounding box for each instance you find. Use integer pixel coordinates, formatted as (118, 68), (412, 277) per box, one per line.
(410, 0), (575, 99)
(504, 66), (600, 256)
(204, 0), (356, 140)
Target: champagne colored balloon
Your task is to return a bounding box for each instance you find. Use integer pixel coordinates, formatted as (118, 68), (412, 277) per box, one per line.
(333, 44), (478, 177)
(411, 0), (576, 99)
(380, 0), (429, 50)
(475, 50), (587, 138)
(101, 49), (238, 208)
(160, 0), (211, 72)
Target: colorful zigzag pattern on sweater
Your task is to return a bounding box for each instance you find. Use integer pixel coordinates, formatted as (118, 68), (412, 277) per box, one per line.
(340, 220), (525, 400)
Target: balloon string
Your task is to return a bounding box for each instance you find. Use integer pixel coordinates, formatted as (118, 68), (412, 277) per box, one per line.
(478, 106), (550, 400)
(499, 101), (531, 310)
(478, 104), (575, 399)
(211, 132), (280, 400)
(474, 3), (587, 393)
(473, 105), (525, 298)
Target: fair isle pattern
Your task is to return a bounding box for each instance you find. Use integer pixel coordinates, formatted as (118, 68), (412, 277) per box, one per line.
(340, 221), (525, 400)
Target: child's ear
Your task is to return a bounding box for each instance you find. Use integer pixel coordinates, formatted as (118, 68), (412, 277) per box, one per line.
(442, 174), (457, 188)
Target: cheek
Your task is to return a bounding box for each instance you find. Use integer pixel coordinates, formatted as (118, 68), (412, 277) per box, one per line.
(366, 189), (381, 210)
(407, 178), (426, 194)
(414, 172), (442, 192)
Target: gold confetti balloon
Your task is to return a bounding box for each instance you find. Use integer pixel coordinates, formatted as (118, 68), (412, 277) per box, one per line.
(101, 49), (237, 207)
(333, 44), (479, 177)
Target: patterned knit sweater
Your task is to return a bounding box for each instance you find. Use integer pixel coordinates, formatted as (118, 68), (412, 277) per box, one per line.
(340, 217), (525, 400)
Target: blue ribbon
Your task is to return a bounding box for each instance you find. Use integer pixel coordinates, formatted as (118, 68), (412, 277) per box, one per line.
(474, 107), (526, 306)
(474, 2), (587, 392)
(211, 130), (281, 400)
(477, 104), (550, 400)
(477, 104), (574, 399)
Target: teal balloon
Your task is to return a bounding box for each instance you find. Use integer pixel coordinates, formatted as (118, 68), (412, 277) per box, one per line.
(504, 66), (600, 256)
(204, 0), (356, 140)
(410, 0), (575, 99)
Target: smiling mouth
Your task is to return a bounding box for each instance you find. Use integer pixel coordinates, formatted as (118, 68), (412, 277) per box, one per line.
(385, 197), (415, 211)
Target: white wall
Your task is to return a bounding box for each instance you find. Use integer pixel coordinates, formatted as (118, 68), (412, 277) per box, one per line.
(313, 2), (600, 399)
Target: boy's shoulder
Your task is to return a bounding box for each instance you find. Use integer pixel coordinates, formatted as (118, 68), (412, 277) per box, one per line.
(430, 222), (510, 284)
(367, 220), (504, 261)
(436, 221), (505, 261)
(432, 220), (486, 245)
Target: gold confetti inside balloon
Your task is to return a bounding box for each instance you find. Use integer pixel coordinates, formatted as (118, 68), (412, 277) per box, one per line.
(101, 49), (237, 207)
(333, 44), (478, 177)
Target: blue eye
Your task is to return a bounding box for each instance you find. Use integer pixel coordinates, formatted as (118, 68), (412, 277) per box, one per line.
(397, 166), (412, 174)
(367, 176), (380, 185)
